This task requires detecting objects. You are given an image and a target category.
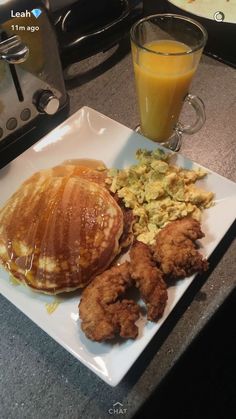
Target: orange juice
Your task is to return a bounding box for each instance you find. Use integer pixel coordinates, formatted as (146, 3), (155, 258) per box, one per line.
(132, 40), (198, 141)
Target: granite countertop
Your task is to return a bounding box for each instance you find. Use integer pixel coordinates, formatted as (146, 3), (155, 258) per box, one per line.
(0, 41), (236, 419)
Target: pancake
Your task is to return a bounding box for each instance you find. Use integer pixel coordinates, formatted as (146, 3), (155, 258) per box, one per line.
(29, 164), (134, 249)
(0, 172), (123, 294)
(23, 164), (108, 188)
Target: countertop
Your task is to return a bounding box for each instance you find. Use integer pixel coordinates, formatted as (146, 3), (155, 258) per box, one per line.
(0, 38), (236, 419)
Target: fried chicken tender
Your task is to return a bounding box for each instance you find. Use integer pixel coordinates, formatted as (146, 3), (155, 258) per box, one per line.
(130, 241), (168, 321)
(79, 262), (140, 341)
(152, 217), (208, 280)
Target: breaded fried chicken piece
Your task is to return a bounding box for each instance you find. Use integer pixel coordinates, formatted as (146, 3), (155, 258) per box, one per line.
(130, 241), (168, 321)
(79, 262), (140, 341)
(152, 217), (208, 280)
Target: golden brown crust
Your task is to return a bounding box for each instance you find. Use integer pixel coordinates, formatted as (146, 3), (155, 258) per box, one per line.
(112, 194), (135, 252)
(79, 262), (140, 341)
(79, 218), (209, 341)
(119, 207), (135, 251)
(152, 217), (208, 280)
(0, 171), (123, 293)
(130, 241), (168, 321)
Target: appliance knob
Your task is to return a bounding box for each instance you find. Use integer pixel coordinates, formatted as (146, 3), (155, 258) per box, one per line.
(37, 91), (60, 115)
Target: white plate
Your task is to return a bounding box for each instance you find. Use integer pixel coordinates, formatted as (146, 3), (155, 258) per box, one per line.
(168, 0), (236, 24)
(0, 106), (236, 387)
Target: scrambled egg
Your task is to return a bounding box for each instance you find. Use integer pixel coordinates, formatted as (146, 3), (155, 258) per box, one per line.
(106, 149), (214, 245)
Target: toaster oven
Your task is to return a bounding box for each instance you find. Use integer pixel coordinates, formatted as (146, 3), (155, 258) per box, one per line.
(0, 0), (68, 168)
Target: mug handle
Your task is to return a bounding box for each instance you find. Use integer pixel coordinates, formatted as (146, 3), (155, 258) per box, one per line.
(168, 94), (206, 151)
(178, 94), (206, 135)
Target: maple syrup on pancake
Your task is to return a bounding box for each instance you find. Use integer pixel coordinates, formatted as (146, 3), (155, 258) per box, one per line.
(62, 159), (107, 170)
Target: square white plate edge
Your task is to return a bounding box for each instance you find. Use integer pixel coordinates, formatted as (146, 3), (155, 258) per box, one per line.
(0, 106), (236, 387)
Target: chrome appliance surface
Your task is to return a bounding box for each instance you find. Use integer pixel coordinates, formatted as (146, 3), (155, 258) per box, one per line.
(0, 0), (68, 165)
(0, 35), (29, 64)
(53, 0), (143, 66)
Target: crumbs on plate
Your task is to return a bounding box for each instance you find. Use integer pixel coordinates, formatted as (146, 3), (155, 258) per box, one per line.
(45, 299), (61, 314)
(106, 149), (214, 245)
(9, 275), (20, 286)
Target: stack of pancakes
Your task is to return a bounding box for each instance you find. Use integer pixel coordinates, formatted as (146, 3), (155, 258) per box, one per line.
(0, 165), (133, 294)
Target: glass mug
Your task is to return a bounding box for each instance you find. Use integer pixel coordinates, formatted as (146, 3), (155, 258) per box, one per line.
(130, 14), (208, 151)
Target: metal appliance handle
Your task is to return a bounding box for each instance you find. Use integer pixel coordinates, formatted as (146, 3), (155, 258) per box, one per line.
(0, 35), (29, 64)
(57, 0), (132, 65)
(44, 0), (78, 12)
